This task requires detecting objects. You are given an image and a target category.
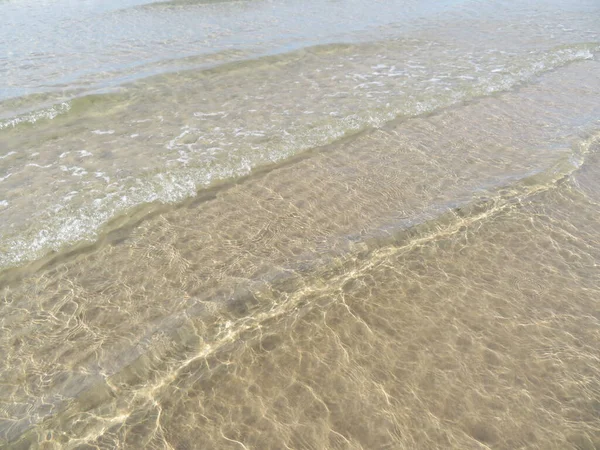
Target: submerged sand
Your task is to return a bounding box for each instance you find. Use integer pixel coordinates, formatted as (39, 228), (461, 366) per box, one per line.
(1, 59), (599, 448)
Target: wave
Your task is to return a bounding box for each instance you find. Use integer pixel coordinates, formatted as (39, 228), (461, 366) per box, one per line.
(130, 0), (256, 9)
(0, 102), (71, 131)
(1, 41), (596, 135)
(0, 41), (598, 271)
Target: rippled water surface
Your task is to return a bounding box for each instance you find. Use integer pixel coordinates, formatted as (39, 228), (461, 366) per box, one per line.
(1, 0), (600, 448)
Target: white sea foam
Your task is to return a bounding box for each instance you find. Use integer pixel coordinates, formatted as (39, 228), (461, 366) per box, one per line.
(0, 102), (71, 130)
(0, 151), (17, 159)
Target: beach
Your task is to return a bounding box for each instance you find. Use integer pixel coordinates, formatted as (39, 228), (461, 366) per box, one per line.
(1, 0), (599, 448)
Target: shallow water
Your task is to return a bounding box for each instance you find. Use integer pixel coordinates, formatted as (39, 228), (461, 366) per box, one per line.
(1, 0), (600, 448)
